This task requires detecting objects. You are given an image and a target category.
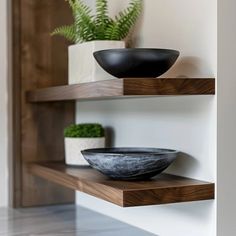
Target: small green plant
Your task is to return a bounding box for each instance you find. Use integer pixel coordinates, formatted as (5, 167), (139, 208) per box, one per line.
(52, 0), (142, 43)
(64, 123), (105, 138)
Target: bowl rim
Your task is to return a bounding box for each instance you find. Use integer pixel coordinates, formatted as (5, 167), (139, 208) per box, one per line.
(81, 147), (179, 156)
(93, 48), (180, 56)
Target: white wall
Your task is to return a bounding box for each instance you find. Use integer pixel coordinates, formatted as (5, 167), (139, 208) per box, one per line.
(76, 0), (217, 235)
(0, 0), (9, 207)
(217, 0), (236, 235)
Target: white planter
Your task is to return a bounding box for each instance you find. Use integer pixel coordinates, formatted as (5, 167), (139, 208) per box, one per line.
(65, 137), (105, 166)
(69, 40), (125, 84)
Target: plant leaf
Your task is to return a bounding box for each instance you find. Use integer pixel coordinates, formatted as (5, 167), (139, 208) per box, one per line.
(51, 0), (142, 43)
(73, 0), (96, 42)
(95, 0), (109, 39)
(51, 25), (77, 43)
(114, 0), (142, 40)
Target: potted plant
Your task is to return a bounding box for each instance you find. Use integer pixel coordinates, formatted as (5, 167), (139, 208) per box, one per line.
(64, 123), (105, 166)
(52, 0), (142, 84)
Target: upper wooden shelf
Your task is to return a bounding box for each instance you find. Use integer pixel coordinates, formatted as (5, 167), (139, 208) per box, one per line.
(29, 162), (215, 207)
(26, 78), (215, 102)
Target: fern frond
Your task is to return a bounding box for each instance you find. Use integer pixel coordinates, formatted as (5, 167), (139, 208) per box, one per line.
(51, 25), (77, 43)
(96, 0), (108, 24)
(95, 0), (110, 39)
(115, 0), (142, 40)
(72, 0), (96, 42)
(52, 0), (142, 43)
(104, 21), (122, 40)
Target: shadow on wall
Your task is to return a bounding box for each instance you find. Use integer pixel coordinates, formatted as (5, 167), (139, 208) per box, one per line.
(166, 152), (200, 177)
(105, 126), (115, 147)
(162, 56), (214, 78)
(139, 200), (215, 222)
(105, 122), (200, 177)
(90, 95), (214, 115)
(104, 130), (200, 178)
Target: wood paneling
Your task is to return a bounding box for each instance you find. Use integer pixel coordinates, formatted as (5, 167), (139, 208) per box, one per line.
(26, 78), (215, 102)
(12, 0), (22, 208)
(29, 162), (215, 207)
(12, 0), (75, 207)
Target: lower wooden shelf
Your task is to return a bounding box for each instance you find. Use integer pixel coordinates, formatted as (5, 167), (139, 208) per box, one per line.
(28, 162), (215, 207)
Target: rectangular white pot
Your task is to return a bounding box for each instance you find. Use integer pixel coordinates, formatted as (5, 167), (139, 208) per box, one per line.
(65, 137), (105, 166)
(69, 40), (125, 84)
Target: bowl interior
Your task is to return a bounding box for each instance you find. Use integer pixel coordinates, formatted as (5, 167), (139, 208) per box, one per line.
(82, 148), (178, 156)
(94, 48), (180, 56)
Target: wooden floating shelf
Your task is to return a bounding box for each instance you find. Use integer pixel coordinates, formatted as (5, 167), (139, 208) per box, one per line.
(29, 162), (215, 207)
(26, 78), (215, 102)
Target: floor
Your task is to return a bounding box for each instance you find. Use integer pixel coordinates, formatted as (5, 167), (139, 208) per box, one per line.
(0, 205), (155, 236)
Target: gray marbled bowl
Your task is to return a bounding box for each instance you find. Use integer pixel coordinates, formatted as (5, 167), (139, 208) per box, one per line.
(81, 148), (178, 180)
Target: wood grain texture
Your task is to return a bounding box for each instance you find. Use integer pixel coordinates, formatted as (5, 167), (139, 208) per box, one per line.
(123, 78), (215, 95)
(29, 162), (215, 207)
(26, 78), (215, 102)
(12, 0), (75, 207)
(12, 0), (22, 208)
(26, 79), (124, 102)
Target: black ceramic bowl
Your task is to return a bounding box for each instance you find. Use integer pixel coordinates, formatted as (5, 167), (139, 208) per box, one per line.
(81, 148), (178, 180)
(93, 49), (180, 78)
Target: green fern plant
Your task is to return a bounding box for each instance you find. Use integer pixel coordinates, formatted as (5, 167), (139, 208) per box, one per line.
(52, 0), (142, 43)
